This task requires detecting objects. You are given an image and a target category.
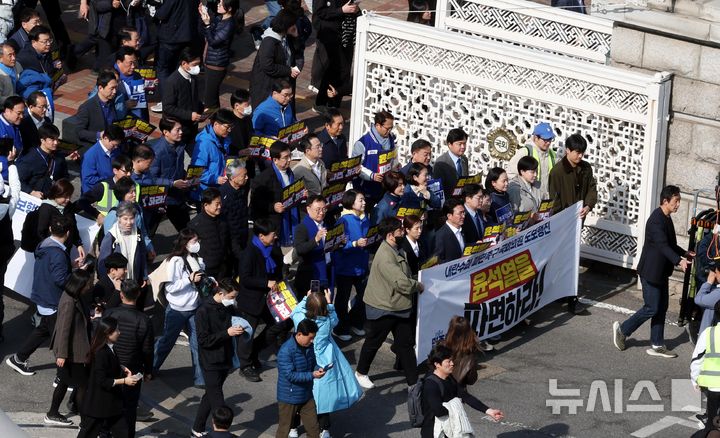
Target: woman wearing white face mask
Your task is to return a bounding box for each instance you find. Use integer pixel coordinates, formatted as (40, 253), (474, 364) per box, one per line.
(191, 278), (245, 436)
(152, 228), (207, 387)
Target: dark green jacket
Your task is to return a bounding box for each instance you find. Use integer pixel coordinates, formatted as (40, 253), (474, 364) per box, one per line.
(548, 156), (597, 214)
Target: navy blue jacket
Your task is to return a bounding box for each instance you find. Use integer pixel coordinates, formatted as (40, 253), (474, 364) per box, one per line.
(293, 215), (328, 294)
(219, 181), (249, 254)
(317, 129), (348, 170)
(202, 15), (237, 68)
(636, 207), (685, 285)
(17, 147), (69, 196)
(276, 336), (317, 404)
(31, 237), (71, 310)
(150, 136), (187, 205)
(156, 0), (200, 44)
(371, 192), (401, 226)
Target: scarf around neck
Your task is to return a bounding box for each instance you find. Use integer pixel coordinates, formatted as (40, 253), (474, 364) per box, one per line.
(252, 235), (276, 274)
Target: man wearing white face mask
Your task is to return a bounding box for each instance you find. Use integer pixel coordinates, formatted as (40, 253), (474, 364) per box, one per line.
(229, 89), (254, 156)
(161, 47), (206, 149)
(152, 228), (207, 387)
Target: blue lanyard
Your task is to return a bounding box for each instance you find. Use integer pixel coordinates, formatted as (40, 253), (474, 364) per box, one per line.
(35, 148), (55, 179)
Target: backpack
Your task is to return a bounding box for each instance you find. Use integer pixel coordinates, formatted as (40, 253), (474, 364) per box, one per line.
(408, 373), (444, 428)
(20, 208), (41, 252)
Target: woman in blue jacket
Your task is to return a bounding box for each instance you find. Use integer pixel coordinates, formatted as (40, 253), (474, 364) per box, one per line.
(370, 170), (405, 226)
(290, 291), (362, 438)
(333, 190), (370, 340)
(199, 0), (240, 110)
(485, 166), (513, 226)
(401, 162), (441, 210)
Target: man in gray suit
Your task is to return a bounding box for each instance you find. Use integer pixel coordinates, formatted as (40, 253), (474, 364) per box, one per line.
(293, 133), (328, 206)
(433, 128), (469, 199)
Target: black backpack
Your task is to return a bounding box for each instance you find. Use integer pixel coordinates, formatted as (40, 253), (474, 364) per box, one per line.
(408, 373), (444, 428)
(20, 208), (41, 252)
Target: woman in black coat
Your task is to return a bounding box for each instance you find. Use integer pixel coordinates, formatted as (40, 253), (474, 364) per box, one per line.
(77, 316), (140, 438)
(249, 9), (300, 108)
(199, 0), (240, 109)
(191, 279), (245, 435)
(34, 178), (85, 258)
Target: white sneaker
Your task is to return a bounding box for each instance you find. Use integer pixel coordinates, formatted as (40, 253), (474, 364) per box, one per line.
(320, 430), (332, 438)
(355, 371), (375, 389)
(150, 102), (163, 113)
(288, 428), (299, 438)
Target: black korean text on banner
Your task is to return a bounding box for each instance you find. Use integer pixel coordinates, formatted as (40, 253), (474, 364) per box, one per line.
(244, 136), (275, 160)
(463, 242), (492, 257)
(396, 206), (424, 219)
(326, 156), (362, 184)
(185, 165), (206, 186)
(139, 185), (167, 209)
(136, 68), (159, 94)
(365, 225), (383, 248)
(114, 116), (156, 142)
(277, 121), (306, 144)
(267, 281), (299, 323)
(323, 223), (345, 253)
(482, 223), (506, 243)
(537, 199), (554, 221)
(322, 182), (346, 208)
(505, 211), (532, 238)
(377, 149), (397, 175)
(282, 180), (306, 210)
(427, 178), (445, 207)
(451, 174), (483, 197)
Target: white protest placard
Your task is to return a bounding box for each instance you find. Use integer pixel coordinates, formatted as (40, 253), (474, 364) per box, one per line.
(11, 192), (42, 240)
(416, 202), (582, 363)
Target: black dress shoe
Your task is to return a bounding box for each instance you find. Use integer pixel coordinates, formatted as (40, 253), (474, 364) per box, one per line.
(240, 366), (261, 382)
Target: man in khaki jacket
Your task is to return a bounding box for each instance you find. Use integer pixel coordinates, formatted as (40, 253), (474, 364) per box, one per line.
(355, 217), (424, 390)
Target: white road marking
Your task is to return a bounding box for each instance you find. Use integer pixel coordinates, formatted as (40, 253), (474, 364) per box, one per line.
(579, 298), (681, 327)
(630, 415), (700, 437)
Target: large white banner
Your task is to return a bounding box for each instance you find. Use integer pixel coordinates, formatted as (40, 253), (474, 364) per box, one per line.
(416, 202), (582, 362)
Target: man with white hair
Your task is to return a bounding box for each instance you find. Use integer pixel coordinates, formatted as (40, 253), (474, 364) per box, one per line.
(219, 159), (250, 276)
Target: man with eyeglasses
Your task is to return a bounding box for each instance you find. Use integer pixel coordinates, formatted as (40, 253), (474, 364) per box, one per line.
(293, 195), (331, 295)
(16, 25), (59, 79)
(252, 79), (297, 138)
(19, 91), (51, 153)
(189, 109), (234, 204)
(113, 47), (148, 121)
(352, 110), (398, 208)
(507, 122), (557, 199)
(292, 134), (327, 202)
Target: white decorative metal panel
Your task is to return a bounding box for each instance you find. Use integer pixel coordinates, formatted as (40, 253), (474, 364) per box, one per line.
(351, 15), (672, 267)
(435, 0), (614, 63)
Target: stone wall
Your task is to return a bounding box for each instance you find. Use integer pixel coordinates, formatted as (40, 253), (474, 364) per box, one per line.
(608, 20), (720, 247)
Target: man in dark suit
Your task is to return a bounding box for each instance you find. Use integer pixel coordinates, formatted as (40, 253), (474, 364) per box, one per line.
(161, 48), (204, 149)
(16, 123), (73, 198)
(461, 183), (485, 245)
(433, 128), (469, 199)
(433, 198), (466, 264)
(318, 108), (348, 170)
(293, 196), (329, 294)
(614, 185), (692, 359)
(236, 218), (285, 383)
(19, 91), (52, 153)
(250, 141), (298, 247)
(16, 26), (59, 78)
(74, 70), (119, 147)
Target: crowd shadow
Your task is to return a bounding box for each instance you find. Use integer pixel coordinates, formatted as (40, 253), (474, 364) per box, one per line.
(496, 422), (571, 437)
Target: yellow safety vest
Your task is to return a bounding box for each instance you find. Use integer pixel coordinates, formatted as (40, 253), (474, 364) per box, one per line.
(525, 145), (556, 183)
(97, 181), (141, 214)
(698, 325), (720, 388)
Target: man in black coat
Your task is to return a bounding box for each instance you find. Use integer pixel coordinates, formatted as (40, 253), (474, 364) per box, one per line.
(16, 26), (59, 78)
(461, 183), (485, 245)
(293, 196), (330, 295)
(155, 0), (201, 93)
(219, 160), (250, 275)
(161, 48), (204, 148)
(614, 185), (693, 358)
(74, 70), (119, 146)
(19, 91), (52, 153)
(104, 280), (154, 437)
(318, 108), (348, 170)
(434, 198), (466, 264)
(16, 123), (71, 198)
(235, 218), (285, 383)
(188, 187), (231, 279)
(433, 128), (469, 199)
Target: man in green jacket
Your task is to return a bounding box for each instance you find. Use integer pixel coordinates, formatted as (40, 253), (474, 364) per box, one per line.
(548, 133), (597, 315)
(355, 217), (424, 390)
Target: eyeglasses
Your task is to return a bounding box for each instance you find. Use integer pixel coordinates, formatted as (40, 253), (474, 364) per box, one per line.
(37, 38), (53, 46)
(220, 123), (233, 131)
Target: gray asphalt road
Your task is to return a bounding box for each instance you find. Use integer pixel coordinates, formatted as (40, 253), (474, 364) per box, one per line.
(0, 259), (705, 437)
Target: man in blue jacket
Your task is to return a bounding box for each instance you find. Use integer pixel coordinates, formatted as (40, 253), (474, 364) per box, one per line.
(80, 124), (125, 193)
(252, 79), (297, 138)
(276, 319), (325, 438)
(150, 117), (191, 231)
(0, 95), (26, 154)
(190, 109), (233, 203)
(6, 216), (77, 377)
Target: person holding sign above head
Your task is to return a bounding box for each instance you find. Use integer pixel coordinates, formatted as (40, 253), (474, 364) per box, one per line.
(16, 123), (71, 199)
(250, 140), (299, 247)
(433, 128), (469, 200)
(74, 71), (120, 148)
(506, 122), (557, 199)
(461, 184), (492, 245)
(485, 167), (513, 226)
(352, 110), (397, 208)
(236, 218), (285, 383)
(113, 47), (148, 121)
(507, 156), (543, 217)
(355, 217), (423, 390)
(293, 133), (327, 202)
(400, 139), (433, 177)
(370, 170), (405, 226)
(78, 154), (132, 225)
(293, 195), (330, 303)
(252, 79), (298, 138)
(333, 189), (370, 341)
(80, 124), (125, 193)
(189, 188), (231, 279)
(190, 109), (234, 204)
(149, 117), (191, 232)
(434, 198), (466, 264)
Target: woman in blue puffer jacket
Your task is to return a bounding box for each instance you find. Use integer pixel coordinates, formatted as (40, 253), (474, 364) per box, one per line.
(199, 0), (240, 109)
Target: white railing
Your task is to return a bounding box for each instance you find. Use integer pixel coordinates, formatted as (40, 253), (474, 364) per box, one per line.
(435, 0), (615, 63)
(350, 14), (672, 268)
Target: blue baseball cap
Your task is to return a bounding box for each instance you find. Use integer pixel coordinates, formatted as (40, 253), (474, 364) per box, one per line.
(532, 122), (555, 140)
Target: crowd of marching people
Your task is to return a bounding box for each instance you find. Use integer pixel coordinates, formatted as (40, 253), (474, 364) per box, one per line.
(0, 0), (605, 436)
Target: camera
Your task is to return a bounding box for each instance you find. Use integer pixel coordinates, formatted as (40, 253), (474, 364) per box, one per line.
(192, 272), (216, 298)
